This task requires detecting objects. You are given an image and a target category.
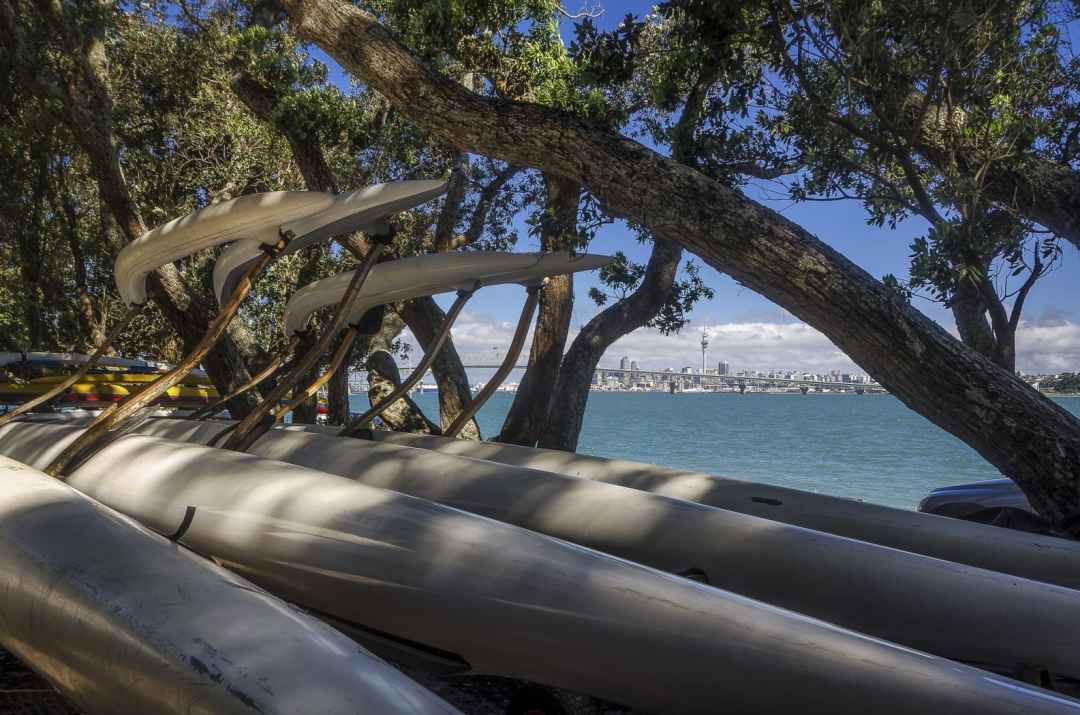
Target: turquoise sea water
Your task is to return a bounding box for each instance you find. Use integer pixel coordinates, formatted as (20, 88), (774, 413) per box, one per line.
(349, 392), (1080, 510)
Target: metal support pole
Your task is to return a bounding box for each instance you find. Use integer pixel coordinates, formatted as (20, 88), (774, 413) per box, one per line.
(273, 326), (359, 421)
(339, 286), (475, 437)
(45, 237), (287, 477)
(444, 285), (539, 439)
(223, 235), (389, 452)
(0, 304), (144, 428)
(190, 335), (301, 420)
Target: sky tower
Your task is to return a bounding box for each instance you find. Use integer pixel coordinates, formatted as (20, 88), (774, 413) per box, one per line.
(701, 328), (709, 374)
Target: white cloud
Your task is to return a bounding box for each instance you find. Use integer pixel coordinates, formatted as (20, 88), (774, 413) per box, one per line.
(599, 321), (860, 373)
(1015, 320), (1080, 373)
(396, 311), (1080, 376)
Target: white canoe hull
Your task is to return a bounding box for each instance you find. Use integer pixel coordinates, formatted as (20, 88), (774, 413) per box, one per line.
(132, 418), (1080, 681)
(0, 454), (457, 715)
(115, 191), (336, 307)
(363, 429), (1080, 590)
(212, 181), (447, 303)
(2, 420), (1077, 714)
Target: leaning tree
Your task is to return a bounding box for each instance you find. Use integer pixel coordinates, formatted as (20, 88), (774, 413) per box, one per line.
(276, 0), (1080, 525)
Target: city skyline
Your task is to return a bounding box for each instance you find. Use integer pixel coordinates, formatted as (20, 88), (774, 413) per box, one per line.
(398, 307), (1080, 377)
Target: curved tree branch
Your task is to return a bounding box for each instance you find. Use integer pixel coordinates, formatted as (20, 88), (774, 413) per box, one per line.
(279, 0), (1080, 523)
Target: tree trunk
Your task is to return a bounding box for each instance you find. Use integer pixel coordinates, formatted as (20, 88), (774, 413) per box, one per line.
(365, 349), (441, 433)
(326, 345), (352, 425)
(281, 0), (1080, 525)
(18, 143), (49, 349)
(541, 239), (683, 451)
(525, 64), (708, 449)
(950, 279), (997, 363)
(497, 174), (579, 445)
(397, 297), (481, 439)
(59, 194), (108, 352)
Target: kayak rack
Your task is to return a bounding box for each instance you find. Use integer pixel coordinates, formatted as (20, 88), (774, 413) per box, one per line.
(44, 181), (448, 475)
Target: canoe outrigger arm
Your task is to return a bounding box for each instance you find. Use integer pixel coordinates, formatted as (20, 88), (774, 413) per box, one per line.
(445, 285), (540, 439)
(273, 328), (359, 421)
(276, 251), (611, 439)
(222, 230), (392, 452)
(339, 285), (476, 436)
(45, 241), (286, 477)
(0, 304), (144, 428)
(273, 305), (389, 422)
(189, 334), (302, 420)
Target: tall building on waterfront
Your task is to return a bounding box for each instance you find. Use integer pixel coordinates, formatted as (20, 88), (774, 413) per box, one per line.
(718, 360), (730, 376)
(700, 329), (709, 374)
(620, 355), (631, 370)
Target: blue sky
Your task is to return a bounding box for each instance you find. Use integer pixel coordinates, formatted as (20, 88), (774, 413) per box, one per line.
(312, 3), (1080, 374)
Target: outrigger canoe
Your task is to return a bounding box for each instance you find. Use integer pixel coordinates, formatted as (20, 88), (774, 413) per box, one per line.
(116, 181), (444, 308)
(280, 251), (613, 338)
(0, 454), (458, 715)
(0, 352), (161, 372)
(29, 372), (214, 386)
(211, 182), (448, 304)
(362, 429), (1080, 590)
(134, 417), (1080, 682)
(1, 420), (1077, 714)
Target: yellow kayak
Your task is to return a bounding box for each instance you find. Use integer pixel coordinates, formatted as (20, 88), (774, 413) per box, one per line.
(29, 372), (213, 387)
(0, 381), (217, 407)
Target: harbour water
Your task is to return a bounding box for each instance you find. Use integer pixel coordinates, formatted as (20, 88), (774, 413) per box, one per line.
(350, 391), (1080, 510)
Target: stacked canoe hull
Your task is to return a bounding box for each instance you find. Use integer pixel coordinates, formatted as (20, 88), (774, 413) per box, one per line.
(0, 420), (1078, 714)
(132, 418), (1080, 681)
(0, 454), (458, 715)
(362, 429), (1080, 590)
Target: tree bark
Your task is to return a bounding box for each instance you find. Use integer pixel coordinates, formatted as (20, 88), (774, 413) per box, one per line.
(365, 350), (441, 433)
(541, 239), (683, 451)
(497, 174), (579, 445)
(326, 343), (352, 425)
(397, 297), (480, 439)
(950, 279), (997, 364)
(281, 0), (1080, 524)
